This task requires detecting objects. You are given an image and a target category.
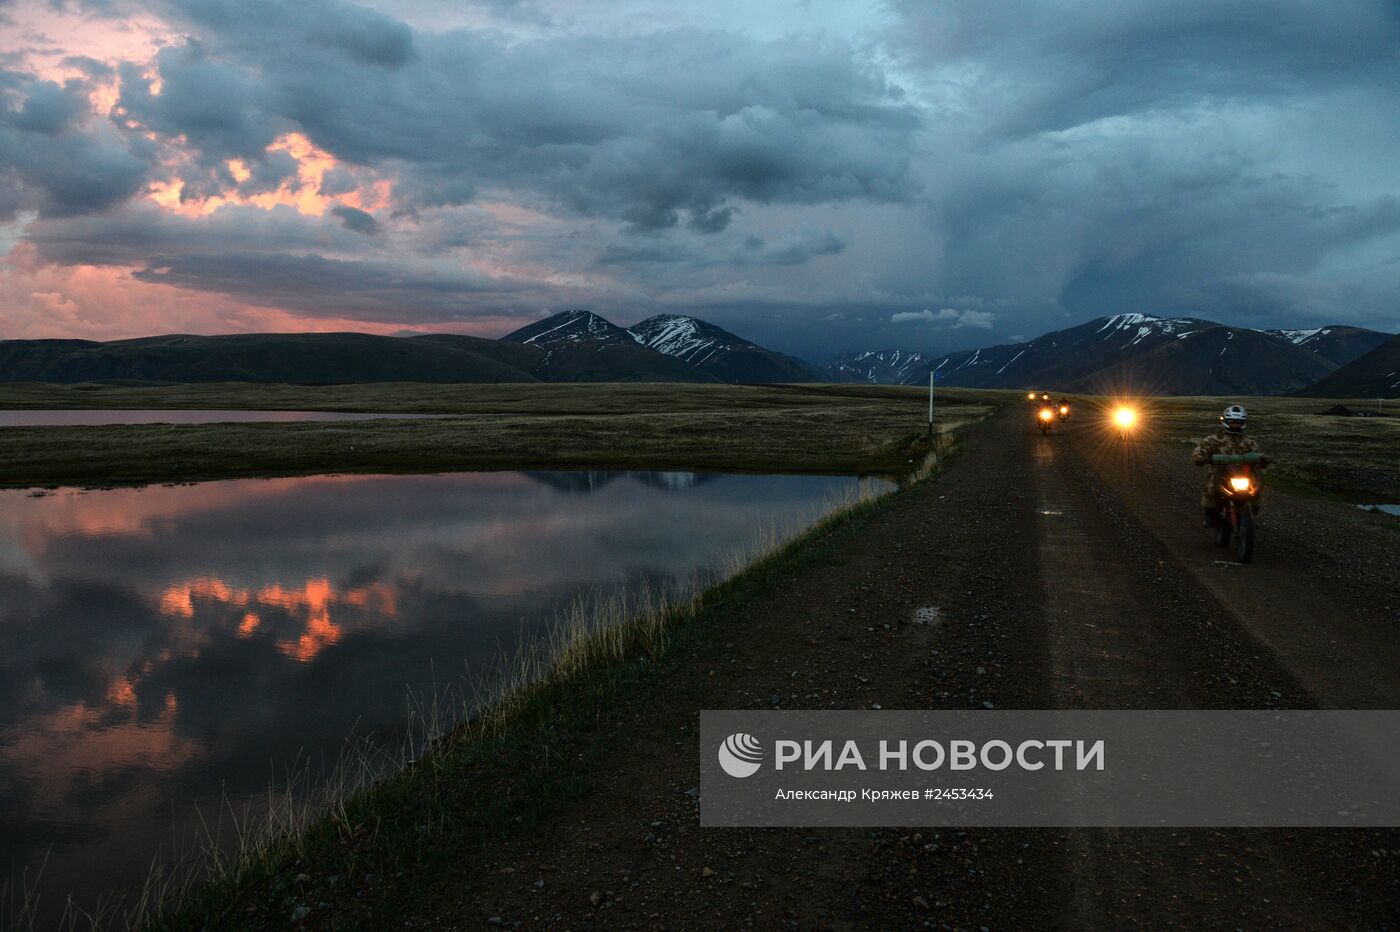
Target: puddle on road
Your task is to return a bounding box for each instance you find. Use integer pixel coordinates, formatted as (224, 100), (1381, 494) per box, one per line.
(1357, 504), (1400, 517)
(1039, 508), (1065, 516)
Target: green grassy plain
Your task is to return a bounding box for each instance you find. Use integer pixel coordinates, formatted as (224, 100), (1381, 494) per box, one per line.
(1, 382), (1395, 495)
(0, 383), (996, 488)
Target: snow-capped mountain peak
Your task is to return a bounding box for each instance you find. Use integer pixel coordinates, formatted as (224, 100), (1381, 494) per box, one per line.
(627, 314), (755, 365)
(1272, 327), (1330, 345)
(501, 310), (632, 347)
(1095, 313), (1201, 344)
(822, 349), (932, 383)
(627, 314), (818, 382)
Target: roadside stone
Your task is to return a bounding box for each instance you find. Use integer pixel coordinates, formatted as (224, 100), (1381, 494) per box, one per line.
(290, 905), (310, 922)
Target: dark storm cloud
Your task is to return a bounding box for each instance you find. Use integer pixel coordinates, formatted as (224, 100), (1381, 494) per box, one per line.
(331, 202), (380, 234)
(27, 202), (369, 265)
(872, 0), (1400, 340)
(0, 70), (151, 219)
(12, 79), (84, 133)
(116, 45), (280, 163)
(46, 0), (129, 13)
(26, 201), (547, 323)
(596, 230), (845, 268)
(138, 0), (919, 230)
(306, 1), (414, 67)
(885, 0), (1400, 142)
(131, 251), (521, 321)
(60, 55), (115, 80)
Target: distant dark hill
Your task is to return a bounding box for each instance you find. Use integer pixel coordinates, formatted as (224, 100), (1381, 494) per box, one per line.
(1058, 324), (1334, 395)
(844, 314), (1337, 395)
(0, 313), (724, 385)
(627, 315), (817, 383)
(501, 310), (717, 382)
(0, 332), (545, 384)
(1296, 333), (1400, 397)
(1262, 326), (1391, 368)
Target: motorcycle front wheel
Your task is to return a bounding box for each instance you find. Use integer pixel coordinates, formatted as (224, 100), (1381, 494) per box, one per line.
(1214, 507), (1232, 548)
(1236, 508), (1255, 563)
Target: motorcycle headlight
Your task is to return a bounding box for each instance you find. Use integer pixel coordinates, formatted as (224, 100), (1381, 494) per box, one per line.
(1059, 406), (1069, 414)
(1039, 409), (1053, 421)
(1230, 476), (1252, 492)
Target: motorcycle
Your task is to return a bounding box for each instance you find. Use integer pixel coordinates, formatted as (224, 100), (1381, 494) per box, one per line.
(1209, 452), (1267, 563)
(1037, 405), (1054, 435)
(1057, 403), (1071, 422)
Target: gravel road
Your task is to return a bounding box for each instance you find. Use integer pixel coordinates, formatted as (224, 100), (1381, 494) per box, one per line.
(408, 406), (1400, 930)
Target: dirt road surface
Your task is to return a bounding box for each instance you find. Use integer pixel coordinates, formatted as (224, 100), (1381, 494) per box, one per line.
(407, 406), (1400, 930)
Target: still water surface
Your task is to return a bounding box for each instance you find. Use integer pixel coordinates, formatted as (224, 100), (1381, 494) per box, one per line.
(0, 470), (877, 911)
(0, 409), (453, 426)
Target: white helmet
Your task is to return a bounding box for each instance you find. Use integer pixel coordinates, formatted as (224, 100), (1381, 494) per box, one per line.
(1221, 404), (1247, 434)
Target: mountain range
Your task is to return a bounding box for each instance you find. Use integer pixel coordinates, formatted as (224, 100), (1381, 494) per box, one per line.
(824, 316), (1393, 396)
(1295, 332), (1400, 398)
(500, 310), (815, 383)
(0, 311), (1393, 396)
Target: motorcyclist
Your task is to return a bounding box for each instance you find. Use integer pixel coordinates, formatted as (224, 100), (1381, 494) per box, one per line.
(1191, 404), (1267, 527)
(1057, 396), (1071, 418)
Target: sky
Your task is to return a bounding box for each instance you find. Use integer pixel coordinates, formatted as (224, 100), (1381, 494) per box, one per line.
(0, 0), (1397, 359)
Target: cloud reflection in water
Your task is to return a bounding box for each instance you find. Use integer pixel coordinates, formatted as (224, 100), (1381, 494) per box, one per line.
(0, 469), (870, 911)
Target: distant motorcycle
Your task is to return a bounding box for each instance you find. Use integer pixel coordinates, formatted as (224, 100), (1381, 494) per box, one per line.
(1209, 452), (1267, 563)
(1037, 406), (1055, 436)
(1057, 403), (1071, 422)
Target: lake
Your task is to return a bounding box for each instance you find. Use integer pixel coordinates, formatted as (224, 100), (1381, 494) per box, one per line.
(0, 469), (881, 917)
(0, 409), (456, 427)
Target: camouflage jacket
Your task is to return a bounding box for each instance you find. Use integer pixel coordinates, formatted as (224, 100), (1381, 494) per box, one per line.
(1191, 431), (1263, 473)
